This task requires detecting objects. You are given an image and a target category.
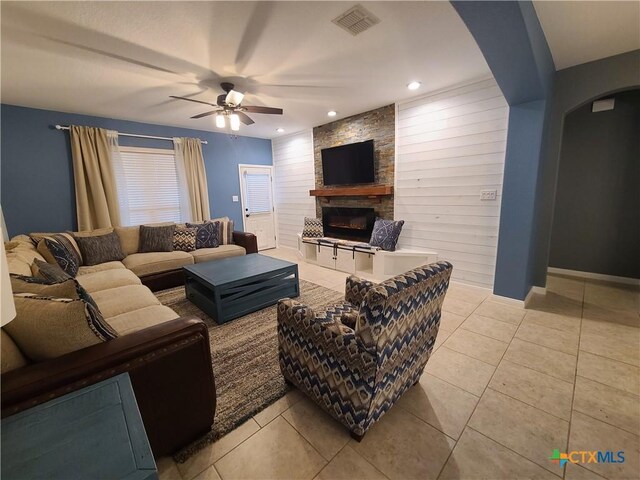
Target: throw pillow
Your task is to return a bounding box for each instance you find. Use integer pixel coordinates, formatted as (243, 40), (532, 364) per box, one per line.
(173, 227), (197, 252)
(139, 225), (175, 252)
(6, 292), (118, 362)
(369, 218), (405, 252)
(211, 217), (234, 245)
(302, 217), (323, 238)
(186, 221), (220, 249)
(10, 275), (80, 297)
(39, 235), (82, 277)
(73, 231), (126, 266)
(30, 258), (72, 283)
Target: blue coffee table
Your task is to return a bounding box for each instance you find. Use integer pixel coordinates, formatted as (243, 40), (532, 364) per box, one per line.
(184, 253), (300, 324)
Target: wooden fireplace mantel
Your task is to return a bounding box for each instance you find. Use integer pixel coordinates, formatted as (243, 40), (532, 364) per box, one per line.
(309, 185), (393, 200)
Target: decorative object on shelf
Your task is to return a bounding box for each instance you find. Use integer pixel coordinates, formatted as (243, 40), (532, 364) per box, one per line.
(369, 218), (405, 252)
(302, 217), (324, 238)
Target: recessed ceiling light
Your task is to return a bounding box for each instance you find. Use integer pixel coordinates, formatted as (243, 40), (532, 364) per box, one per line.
(327, 110), (337, 117)
(276, 128), (285, 133)
(407, 81), (421, 90)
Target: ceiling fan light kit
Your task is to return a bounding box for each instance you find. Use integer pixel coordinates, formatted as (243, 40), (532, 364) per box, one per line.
(171, 82), (283, 132)
(229, 114), (240, 131)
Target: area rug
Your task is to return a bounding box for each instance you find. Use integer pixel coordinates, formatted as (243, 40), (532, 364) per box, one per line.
(155, 280), (343, 463)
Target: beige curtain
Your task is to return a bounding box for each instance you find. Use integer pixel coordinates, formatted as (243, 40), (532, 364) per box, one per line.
(174, 137), (211, 222)
(69, 126), (121, 231)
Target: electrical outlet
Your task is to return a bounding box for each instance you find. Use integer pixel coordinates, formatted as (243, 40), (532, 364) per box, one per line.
(232, 195), (239, 202)
(480, 189), (497, 201)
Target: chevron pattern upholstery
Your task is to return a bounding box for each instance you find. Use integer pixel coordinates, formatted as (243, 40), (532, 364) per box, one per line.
(277, 261), (453, 437)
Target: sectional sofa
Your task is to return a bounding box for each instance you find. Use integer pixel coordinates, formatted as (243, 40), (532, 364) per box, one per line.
(1, 222), (258, 456)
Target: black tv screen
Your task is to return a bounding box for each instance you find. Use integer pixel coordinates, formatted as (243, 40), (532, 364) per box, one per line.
(321, 140), (375, 186)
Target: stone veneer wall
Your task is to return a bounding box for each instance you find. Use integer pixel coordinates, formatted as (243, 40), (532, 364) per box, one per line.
(313, 104), (395, 219)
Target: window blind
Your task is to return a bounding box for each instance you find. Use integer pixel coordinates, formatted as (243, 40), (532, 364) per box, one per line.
(244, 172), (272, 214)
(118, 148), (181, 225)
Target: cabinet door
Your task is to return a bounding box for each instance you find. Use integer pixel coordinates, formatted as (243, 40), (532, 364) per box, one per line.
(317, 244), (335, 269)
(335, 248), (356, 274)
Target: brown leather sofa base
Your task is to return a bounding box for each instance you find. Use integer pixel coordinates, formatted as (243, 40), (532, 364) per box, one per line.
(1, 317), (215, 458)
(140, 231), (259, 292)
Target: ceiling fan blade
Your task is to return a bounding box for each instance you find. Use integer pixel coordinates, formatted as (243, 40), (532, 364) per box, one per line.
(236, 111), (255, 125)
(191, 110), (220, 119)
(170, 95), (217, 107)
(225, 89), (245, 107)
(242, 105), (283, 115)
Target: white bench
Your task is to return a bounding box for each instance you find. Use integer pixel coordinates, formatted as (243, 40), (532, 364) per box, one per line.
(296, 233), (438, 281)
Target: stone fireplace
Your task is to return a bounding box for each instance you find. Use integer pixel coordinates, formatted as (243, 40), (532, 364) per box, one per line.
(322, 206), (376, 242)
(312, 104), (395, 220)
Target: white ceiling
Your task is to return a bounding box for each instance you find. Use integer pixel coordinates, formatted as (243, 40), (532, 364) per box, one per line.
(534, 1), (640, 70)
(0, 1), (491, 139)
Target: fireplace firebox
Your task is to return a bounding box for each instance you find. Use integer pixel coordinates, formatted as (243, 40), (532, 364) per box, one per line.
(322, 207), (376, 242)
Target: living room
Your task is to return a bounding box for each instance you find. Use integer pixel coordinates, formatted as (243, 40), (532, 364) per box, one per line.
(1, 2), (639, 480)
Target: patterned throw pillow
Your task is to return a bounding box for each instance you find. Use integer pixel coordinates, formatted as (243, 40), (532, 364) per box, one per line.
(40, 235), (82, 277)
(30, 258), (72, 283)
(6, 291), (117, 362)
(211, 217), (234, 245)
(73, 231), (126, 266)
(186, 221), (220, 249)
(173, 227), (197, 252)
(369, 218), (405, 252)
(302, 217), (323, 238)
(139, 225), (175, 252)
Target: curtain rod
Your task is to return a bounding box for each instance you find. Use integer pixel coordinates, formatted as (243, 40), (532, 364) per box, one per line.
(54, 125), (208, 144)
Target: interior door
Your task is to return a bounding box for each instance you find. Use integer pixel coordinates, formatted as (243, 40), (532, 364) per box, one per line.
(239, 165), (276, 250)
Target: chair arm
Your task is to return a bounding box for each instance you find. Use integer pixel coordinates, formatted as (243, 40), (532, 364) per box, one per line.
(233, 231), (258, 254)
(1, 317), (215, 457)
(345, 275), (375, 306)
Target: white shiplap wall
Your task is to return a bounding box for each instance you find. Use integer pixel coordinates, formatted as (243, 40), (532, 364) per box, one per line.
(272, 130), (316, 248)
(395, 79), (509, 288)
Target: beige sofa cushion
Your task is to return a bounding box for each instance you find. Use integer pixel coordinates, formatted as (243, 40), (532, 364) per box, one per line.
(90, 285), (161, 318)
(5, 238), (46, 276)
(76, 269), (142, 294)
(72, 228), (114, 238)
(1, 329), (29, 373)
(77, 261), (126, 276)
(123, 251), (194, 276)
(191, 244), (246, 263)
(115, 226), (140, 255)
(107, 305), (179, 335)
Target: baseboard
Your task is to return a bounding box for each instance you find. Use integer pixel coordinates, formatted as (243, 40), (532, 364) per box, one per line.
(490, 285), (546, 309)
(524, 286), (546, 308)
(490, 294), (526, 309)
(547, 267), (640, 286)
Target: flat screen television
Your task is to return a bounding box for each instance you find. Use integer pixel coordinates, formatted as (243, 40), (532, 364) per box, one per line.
(321, 140), (375, 186)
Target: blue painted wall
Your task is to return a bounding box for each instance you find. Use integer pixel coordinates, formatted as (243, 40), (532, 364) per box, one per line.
(452, 1), (555, 300)
(0, 104), (272, 236)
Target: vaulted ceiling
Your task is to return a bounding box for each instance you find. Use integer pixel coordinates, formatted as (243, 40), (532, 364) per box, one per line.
(1, 1), (491, 139)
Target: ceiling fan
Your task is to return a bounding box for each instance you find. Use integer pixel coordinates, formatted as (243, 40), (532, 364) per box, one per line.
(170, 82), (283, 131)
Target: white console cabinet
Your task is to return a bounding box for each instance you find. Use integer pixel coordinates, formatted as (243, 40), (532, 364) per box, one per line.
(297, 234), (437, 281)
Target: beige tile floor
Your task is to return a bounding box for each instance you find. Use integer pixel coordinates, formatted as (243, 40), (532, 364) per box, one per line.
(159, 248), (640, 480)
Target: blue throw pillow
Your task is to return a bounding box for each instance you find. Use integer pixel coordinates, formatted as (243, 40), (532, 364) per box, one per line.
(186, 221), (220, 249)
(369, 218), (404, 252)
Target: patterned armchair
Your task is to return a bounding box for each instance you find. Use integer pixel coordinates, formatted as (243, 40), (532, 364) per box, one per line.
(277, 261), (452, 439)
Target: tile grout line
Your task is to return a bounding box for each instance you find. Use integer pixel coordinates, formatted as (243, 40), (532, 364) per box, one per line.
(562, 278), (586, 480)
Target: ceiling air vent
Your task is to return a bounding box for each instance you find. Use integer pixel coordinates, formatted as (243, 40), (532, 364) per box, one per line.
(332, 5), (380, 36)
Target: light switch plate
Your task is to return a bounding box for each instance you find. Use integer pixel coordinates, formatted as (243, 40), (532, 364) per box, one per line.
(480, 189), (497, 201)
(232, 195), (239, 202)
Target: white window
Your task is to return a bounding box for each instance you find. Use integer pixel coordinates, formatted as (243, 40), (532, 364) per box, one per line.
(116, 147), (181, 225)
(243, 172), (272, 214)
